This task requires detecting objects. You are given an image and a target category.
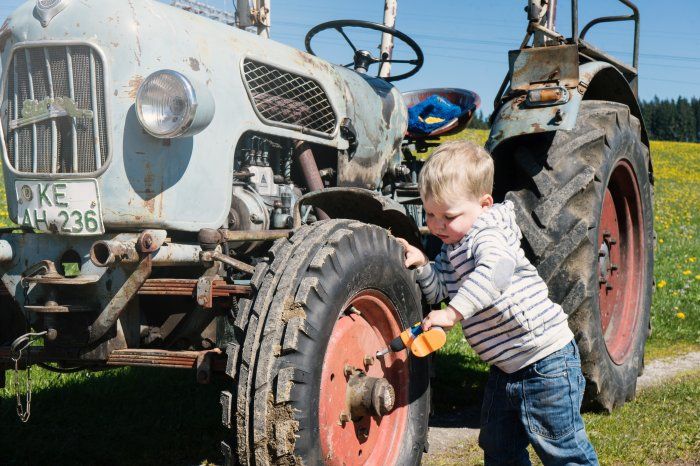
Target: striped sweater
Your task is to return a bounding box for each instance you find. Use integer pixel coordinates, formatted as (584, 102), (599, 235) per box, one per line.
(416, 201), (573, 373)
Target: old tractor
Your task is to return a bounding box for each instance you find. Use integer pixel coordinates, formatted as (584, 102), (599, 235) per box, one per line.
(0, 0), (652, 465)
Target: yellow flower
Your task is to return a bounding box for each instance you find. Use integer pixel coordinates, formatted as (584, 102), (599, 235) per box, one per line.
(657, 280), (667, 288)
(688, 257), (697, 263)
(682, 270), (692, 275)
(676, 312), (686, 319)
(658, 239), (664, 244)
(696, 275), (700, 280)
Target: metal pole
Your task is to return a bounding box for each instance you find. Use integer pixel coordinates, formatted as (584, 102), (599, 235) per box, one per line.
(547, 0), (558, 31)
(235, 0), (253, 29)
(379, 0), (397, 78)
(257, 0), (270, 38)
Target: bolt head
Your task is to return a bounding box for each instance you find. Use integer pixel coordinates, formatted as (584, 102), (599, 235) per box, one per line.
(339, 411), (351, 423)
(344, 364), (355, 377)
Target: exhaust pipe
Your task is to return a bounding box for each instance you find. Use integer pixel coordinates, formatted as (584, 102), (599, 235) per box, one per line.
(90, 239), (203, 267)
(90, 240), (138, 267)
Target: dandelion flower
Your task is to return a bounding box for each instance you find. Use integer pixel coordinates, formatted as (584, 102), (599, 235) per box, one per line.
(695, 275), (700, 280)
(676, 312), (686, 320)
(682, 270), (692, 275)
(657, 280), (667, 288)
(689, 257), (697, 263)
(659, 239), (664, 244)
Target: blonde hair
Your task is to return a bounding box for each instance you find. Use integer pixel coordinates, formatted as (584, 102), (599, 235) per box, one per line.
(419, 140), (494, 203)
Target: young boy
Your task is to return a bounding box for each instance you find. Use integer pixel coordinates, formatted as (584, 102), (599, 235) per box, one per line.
(398, 140), (599, 465)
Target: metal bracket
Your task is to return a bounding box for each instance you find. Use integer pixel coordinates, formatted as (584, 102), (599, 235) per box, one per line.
(196, 275), (217, 309)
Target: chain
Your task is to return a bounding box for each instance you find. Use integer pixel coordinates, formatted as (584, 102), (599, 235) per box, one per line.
(10, 331), (47, 423)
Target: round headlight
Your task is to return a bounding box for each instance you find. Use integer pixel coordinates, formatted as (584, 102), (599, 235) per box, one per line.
(135, 70), (215, 138)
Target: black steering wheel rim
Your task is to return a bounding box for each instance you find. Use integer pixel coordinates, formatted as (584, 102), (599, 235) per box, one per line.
(304, 19), (424, 82)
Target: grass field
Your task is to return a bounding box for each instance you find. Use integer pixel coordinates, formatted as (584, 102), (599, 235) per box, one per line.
(1, 129), (699, 465)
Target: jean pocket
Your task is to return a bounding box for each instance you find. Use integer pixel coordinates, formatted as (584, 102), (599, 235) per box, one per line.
(524, 368), (576, 440)
(532, 351), (568, 379)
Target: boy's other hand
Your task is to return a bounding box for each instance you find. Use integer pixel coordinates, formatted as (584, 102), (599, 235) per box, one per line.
(396, 238), (429, 269)
(422, 306), (462, 331)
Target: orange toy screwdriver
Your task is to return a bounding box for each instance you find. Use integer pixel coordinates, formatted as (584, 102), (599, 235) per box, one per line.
(376, 323), (447, 358)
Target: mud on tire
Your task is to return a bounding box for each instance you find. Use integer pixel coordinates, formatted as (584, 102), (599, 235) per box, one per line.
(493, 100), (654, 412)
(221, 219), (430, 465)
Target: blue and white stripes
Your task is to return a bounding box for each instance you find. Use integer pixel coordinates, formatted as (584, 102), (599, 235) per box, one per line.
(415, 201), (573, 373)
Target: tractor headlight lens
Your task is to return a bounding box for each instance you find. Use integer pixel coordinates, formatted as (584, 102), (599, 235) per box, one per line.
(135, 70), (214, 138)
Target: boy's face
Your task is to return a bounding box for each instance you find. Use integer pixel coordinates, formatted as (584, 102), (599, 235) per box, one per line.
(424, 194), (493, 244)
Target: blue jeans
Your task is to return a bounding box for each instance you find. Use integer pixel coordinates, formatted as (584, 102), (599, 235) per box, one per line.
(478, 340), (599, 466)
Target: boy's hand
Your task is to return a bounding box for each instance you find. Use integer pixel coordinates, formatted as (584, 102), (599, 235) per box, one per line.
(422, 306), (462, 331)
(396, 238), (429, 269)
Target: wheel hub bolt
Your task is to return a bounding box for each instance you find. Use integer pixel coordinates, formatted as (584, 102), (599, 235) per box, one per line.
(344, 364), (356, 377)
(363, 355), (374, 366)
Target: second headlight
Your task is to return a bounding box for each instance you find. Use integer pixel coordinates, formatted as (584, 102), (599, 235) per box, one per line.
(135, 70), (215, 139)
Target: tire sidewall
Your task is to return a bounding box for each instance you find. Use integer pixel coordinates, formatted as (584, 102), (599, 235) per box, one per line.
(291, 227), (430, 465)
(581, 118), (654, 402)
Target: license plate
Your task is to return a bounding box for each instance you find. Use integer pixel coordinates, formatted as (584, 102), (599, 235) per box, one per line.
(16, 179), (104, 235)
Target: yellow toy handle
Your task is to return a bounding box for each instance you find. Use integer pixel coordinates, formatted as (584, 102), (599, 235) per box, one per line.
(409, 326), (447, 357)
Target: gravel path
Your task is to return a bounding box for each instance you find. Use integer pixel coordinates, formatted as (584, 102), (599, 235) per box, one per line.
(424, 351), (700, 457)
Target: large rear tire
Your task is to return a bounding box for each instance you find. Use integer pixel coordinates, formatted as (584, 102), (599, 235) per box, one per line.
(222, 219), (430, 465)
(493, 100), (654, 411)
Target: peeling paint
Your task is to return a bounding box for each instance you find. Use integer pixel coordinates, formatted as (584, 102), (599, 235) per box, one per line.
(0, 18), (12, 53)
(125, 75), (144, 100)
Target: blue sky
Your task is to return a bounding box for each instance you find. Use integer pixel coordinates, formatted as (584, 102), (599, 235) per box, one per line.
(1, 0), (698, 114)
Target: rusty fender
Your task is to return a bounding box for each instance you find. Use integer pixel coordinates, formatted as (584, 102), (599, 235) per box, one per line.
(487, 60), (648, 152)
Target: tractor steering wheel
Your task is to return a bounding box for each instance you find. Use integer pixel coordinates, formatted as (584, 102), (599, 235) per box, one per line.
(305, 19), (424, 82)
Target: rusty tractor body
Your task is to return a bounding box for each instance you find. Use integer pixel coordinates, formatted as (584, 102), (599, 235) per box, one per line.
(1, 1), (653, 465)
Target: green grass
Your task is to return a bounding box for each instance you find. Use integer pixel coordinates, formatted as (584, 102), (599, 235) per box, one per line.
(0, 367), (225, 465)
(1, 129), (699, 464)
(426, 370), (700, 465)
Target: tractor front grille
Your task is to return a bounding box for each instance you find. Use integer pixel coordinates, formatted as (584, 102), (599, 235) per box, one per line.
(242, 59), (337, 137)
(4, 45), (109, 174)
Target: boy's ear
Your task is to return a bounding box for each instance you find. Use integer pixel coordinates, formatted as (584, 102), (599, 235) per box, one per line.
(480, 194), (494, 208)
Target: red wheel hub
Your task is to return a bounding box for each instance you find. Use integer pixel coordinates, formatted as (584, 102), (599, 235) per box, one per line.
(598, 159), (645, 364)
(319, 290), (409, 465)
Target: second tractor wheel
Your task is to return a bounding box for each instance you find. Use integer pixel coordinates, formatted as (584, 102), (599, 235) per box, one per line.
(223, 219), (430, 465)
(494, 100), (654, 411)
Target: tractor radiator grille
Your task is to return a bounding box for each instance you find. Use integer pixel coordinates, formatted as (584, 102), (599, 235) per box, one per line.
(4, 45), (109, 174)
(242, 59), (337, 137)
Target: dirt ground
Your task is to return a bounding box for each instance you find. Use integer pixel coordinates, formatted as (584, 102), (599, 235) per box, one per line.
(424, 351), (700, 458)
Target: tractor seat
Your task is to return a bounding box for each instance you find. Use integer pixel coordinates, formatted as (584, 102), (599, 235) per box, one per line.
(402, 88), (480, 139)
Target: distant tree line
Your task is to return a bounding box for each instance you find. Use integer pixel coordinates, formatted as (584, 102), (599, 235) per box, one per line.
(469, 110), (490, 130)
(639, 97), (700, 142)
(468, 97), (700, 142)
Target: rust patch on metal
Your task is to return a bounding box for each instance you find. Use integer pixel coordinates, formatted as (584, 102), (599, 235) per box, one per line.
(125, 75), (144, 100)
(188, 57), (200, 71)
(144, 198), (155, 214)
(107, 348), (221, 369)
(138, 278), (252, 298)
(0, 19), (12, 53)
(531, 123), (545, 133)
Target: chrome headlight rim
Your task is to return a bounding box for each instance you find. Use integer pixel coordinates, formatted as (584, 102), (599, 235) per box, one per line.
(135, 70), (199, 139)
